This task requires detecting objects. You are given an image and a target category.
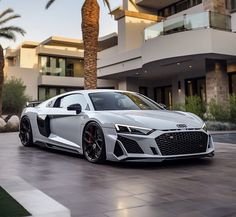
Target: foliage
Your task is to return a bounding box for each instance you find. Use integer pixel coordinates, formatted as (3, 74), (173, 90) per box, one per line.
(185, 96), (206, 119)
(2, 77), (29, 115)
(208, 99), (230, 122)
(229, 94), (236, 123)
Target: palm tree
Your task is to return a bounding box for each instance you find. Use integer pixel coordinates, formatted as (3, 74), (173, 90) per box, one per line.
(46, 0), (112, 90)
(0, 8), (26, 116)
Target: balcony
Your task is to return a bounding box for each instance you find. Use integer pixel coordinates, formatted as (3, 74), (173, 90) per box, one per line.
(144, 11), (231, 40)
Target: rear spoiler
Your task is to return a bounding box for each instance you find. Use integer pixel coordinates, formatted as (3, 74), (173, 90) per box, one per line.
(26, 100), (43, 107)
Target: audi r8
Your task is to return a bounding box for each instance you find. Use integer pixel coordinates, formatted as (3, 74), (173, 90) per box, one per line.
(19, 90), (214, 163)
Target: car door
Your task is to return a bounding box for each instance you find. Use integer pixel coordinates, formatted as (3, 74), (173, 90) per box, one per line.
(48, 93), (89, 149)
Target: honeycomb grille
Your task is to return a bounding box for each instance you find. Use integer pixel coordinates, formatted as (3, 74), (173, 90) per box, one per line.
(118, 136), (144, 154)
(155, 132), (208, 156)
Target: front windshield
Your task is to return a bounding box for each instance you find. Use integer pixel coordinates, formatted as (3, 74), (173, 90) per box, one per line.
(89, 92), (163, 111)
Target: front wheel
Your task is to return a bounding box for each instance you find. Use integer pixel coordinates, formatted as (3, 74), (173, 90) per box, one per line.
(19, 116), (33, 147)
(82, 122), (106, 163)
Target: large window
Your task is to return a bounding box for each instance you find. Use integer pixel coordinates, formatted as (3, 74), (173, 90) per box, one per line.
(231, 0), (236, 11)
(185, 77), (206, 101)
(39, 56), (84, 77)
(158, 0), (202, 17)
(229, 73), (236, 94)
(154, 86), (172, 109)
(38, 86), (83, 100)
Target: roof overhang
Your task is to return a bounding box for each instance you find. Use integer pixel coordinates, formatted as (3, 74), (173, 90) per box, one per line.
(40, 35), (118, 51)
(136, 0), (181, 9)
(111, 7), (162, 21)
(21, 41), (39, 48)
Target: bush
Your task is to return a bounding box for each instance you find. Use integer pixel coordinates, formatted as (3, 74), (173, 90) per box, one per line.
(185, 96), (206, 119)
(2, 77), (29, 115)
(229, 94), (236, 123)
(208, 99), (230, 122)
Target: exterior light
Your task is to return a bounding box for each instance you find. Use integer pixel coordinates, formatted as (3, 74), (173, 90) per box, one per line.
(177, 62), (180, 66)
(189, 65), (192, 68)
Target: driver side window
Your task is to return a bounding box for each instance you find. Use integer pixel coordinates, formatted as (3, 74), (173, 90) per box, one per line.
(59, 94), (89, 111)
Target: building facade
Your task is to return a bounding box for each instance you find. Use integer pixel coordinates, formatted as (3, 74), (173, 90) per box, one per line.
(98, 0), (236, 108)
(5, 36), (117, 100)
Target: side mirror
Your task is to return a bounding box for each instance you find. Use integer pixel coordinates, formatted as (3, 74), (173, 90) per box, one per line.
(67, 104), (82, 114)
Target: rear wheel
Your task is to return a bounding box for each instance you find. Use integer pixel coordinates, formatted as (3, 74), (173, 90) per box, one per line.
(83, 122), (106, 163)
(19, 117), (33, 147)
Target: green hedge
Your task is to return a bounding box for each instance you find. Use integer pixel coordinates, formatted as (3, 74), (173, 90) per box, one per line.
(172, 95), (236, 123)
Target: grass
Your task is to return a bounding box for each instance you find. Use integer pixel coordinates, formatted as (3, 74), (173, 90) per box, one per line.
(0, 186), (31, 217)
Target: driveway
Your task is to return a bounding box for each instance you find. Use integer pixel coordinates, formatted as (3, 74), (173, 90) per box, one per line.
(0, 132), (236, 217)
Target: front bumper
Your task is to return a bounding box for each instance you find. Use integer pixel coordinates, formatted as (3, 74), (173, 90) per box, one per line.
(104, 128), (215, 162)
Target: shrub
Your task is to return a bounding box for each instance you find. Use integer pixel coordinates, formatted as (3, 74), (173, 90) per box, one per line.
(208, 99), (230, 122)
(185, 96), (206, 119)
(172, 103), (185, 111)
(229, 94), (236, 123)
(2, 77), (29, 115)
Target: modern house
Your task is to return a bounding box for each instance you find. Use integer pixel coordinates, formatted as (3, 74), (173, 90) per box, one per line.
(5, 0), (236, 107)
(98, 0), (236, 108)
(4, 35), (117, 100)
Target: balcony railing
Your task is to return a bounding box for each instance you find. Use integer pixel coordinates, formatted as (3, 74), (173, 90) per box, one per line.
(144, 11), (231, 40)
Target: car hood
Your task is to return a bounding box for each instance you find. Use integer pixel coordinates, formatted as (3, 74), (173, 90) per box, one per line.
(99, 110), (204, 130)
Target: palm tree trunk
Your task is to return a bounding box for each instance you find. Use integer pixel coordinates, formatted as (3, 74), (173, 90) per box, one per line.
(0, 45), (4, 116)
(82, 0), (99, 90)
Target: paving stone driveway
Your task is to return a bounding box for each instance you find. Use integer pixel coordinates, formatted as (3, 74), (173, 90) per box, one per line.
(0, 132), (236, 217)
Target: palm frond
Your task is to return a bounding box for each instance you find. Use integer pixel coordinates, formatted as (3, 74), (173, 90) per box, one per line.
(0, 32), (16, 41)
(46, 0), (56, 9)
(103, 0), (111, 13)
(0, 15), (21, 26)
(0, 8), (14, 19)
(0, 26), (25, 36)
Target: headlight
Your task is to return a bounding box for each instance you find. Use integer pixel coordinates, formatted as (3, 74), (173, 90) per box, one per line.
(202, 123), (207, 132)
(115, 124), (155, 135)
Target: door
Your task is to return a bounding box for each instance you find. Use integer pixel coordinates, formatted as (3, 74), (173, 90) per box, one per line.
(38, 93), (88, 149)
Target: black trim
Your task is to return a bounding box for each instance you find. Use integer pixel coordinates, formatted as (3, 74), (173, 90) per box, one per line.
(37, 115), (51, 137)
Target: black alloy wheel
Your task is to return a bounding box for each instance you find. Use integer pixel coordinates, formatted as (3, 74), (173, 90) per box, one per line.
(19, 117), (33, 147)
(83, 122), (106, 163)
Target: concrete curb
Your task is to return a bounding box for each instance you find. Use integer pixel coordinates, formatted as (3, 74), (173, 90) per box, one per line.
(0, 177), (71, 217)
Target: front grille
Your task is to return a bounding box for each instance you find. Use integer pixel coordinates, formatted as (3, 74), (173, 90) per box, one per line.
(118, 136), (144, 154)
(155, 132), (208, 156)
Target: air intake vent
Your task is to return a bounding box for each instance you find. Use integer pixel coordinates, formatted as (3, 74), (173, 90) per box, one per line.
(155, 132), (208, 156)
(118, 136), (144, 154)
(114, 141), (124, 157)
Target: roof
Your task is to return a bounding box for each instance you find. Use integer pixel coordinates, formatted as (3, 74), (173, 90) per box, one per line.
(40, 33), (118, 51)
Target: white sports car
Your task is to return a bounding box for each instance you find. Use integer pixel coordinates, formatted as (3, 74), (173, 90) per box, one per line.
(19, 90), (214, 163)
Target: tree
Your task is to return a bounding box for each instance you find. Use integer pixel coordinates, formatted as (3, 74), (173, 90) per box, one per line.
(46, 0), (112, 90)
(0, 8), (25, 116)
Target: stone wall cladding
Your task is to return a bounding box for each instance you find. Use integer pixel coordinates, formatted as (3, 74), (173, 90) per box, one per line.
(203, 0), (227, 14)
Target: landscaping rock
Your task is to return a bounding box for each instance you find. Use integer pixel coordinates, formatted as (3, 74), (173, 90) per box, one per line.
(5, 115), (20, 132)
(0, 118), (6, 132)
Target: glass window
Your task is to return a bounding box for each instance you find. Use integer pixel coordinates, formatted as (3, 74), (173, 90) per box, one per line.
(185, 77), (206, 101)
(231, 0), (236, 10)
(229, 73), (236, 94)
(59, 94), (88, 110)
(89, 92), (163, 111)
(154, 86), (172, 109)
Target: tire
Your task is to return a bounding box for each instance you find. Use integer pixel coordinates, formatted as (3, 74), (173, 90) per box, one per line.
(19, 116), (34, 147)
(82, 122), (106, 163)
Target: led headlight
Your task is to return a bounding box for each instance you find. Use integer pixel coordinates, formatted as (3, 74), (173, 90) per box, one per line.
(202, 123), (207, 132)
(115, 124), (155, 135)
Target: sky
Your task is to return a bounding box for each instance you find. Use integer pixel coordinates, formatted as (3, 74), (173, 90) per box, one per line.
(0, 0), (122, 49)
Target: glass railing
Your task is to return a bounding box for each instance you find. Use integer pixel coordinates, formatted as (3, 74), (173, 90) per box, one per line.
(144, 11), (231, 40)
